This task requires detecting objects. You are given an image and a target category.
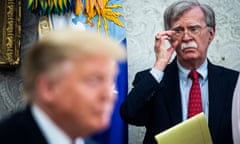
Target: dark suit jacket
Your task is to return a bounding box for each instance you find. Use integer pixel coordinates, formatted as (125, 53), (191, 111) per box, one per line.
(120, 59), (239, 144)
(0, 105), (97, 144)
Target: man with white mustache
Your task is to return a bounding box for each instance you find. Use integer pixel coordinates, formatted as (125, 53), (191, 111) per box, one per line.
(120, 1), (239, 144)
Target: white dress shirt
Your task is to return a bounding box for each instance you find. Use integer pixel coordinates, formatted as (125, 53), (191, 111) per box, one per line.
(150, 59), (209, 121)
(31, 104), (84, 144)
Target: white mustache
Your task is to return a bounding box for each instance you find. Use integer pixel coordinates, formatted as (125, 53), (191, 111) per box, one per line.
(181, 41), (198, 50)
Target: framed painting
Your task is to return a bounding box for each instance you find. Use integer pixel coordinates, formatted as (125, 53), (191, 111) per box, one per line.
(0, 0), (21, 69)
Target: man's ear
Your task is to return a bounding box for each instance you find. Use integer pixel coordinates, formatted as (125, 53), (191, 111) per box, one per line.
(208, 27), (215, 42)
(35, 75), (56, 103)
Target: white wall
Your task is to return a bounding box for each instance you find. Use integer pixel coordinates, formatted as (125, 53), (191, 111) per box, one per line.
(122, 0), (240, 143)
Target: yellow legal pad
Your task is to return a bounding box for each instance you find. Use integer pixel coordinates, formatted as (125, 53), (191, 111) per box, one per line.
(154, 112), (212, 144)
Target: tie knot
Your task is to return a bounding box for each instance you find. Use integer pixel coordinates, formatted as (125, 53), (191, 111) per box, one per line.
(189, 70), (199, 80)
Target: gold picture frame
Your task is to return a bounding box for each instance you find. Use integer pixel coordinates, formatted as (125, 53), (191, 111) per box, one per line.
(0, 0), (21, 69)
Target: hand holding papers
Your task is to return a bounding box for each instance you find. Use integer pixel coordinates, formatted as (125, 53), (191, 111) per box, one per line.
(155, 113), (212, 144)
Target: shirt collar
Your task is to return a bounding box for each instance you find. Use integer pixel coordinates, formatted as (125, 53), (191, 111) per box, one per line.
(75, 138), (85, 144)
(31, 104), (73, 144)
(177, 59), (208, 81)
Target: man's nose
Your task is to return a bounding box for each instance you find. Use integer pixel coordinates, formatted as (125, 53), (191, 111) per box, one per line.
(182, 30), (193, 41)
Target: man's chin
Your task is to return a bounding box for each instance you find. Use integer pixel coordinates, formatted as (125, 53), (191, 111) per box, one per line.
(94, 117), (111, 130)
(100, 117), (111, 128)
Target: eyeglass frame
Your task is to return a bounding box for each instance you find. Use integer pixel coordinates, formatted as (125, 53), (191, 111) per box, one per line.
(170, 24), (209, 39)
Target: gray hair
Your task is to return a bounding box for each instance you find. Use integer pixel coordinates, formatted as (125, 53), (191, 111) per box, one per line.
(163, 0), (215, 30)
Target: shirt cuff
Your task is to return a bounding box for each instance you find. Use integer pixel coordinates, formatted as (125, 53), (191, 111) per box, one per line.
(150, 68), (164, 83)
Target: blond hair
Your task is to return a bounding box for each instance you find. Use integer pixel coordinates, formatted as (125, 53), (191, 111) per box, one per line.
(22, 29), (126, 102)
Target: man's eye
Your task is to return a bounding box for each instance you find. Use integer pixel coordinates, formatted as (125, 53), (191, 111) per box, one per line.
(173, 28), (184, 34)
(84, 77), (101, 86)
(189, 26), (199, 32)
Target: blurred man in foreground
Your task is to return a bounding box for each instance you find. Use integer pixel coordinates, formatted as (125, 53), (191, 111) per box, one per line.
(0, 29), (126, 144)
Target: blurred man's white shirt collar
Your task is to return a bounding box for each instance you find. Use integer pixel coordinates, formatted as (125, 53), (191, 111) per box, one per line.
(75, 138), (85, 144)
(31, 104), (84, 144)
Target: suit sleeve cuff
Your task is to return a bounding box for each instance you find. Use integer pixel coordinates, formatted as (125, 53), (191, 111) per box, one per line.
(150, 68), (164, 83)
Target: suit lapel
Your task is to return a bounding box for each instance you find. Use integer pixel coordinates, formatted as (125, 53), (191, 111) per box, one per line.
(163, 60), (182, 125)
(24, 105), (49, 144)
(208, 62), (225, 140)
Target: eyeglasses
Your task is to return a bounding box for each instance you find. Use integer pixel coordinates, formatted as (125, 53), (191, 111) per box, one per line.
(171, 25), (208, 39)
